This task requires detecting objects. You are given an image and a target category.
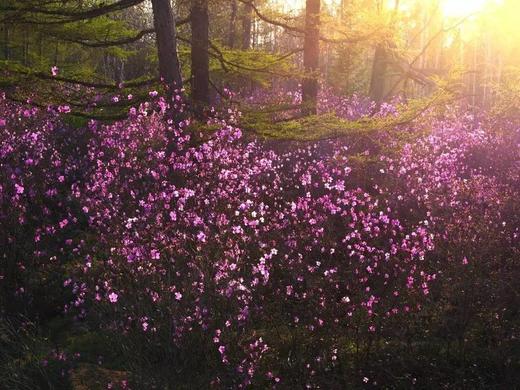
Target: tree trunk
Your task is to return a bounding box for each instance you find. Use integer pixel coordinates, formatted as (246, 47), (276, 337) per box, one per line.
(23, 28), (28, 66)
(369, 0), (400, 105)
(54, 42), (59, 65)
(241, 2), (253, 50)
(302, 0), (320, 116)
(3, 26), (10, 60)
(38, 34), (43, 59)
(115, 57), (125, 85)
(191, 0), (210, 111)
(227, 0), (238, 48)
(151, 0), (183, 99)
(369, 44), (387, 105)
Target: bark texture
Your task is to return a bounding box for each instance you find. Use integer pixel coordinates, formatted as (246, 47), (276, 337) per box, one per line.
(151, 0), (183, 97)
(241, 2), (253, 50)
(302, 0), (320, 116)
(191, 0), (210, 108)
(369, 44), (387, 105)
(227, 0), (238, 48)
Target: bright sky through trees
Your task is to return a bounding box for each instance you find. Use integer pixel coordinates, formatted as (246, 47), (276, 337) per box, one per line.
(277, 0), (501, 18)
(441, 0), (501, 17)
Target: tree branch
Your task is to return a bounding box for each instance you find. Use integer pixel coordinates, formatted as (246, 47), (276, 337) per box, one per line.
(0, 0), (145, 24)
(62, 28), (155, 47)
(3, 66), (157, 90)
(384, 14), (474, 100)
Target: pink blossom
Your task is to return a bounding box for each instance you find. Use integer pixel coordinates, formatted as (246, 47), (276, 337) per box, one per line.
(108, 292), (118, 303)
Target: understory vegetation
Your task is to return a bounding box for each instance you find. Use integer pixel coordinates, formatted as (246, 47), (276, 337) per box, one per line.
(1, 0), (520, 388)
(1, 90), (519, 388)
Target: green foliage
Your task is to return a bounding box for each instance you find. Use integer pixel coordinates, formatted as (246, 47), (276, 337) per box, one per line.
(491, 66), (520, 120)
(210, 45), (300, 87)
(0, 318), (72, 390)
(0, 0), (155, 112)
(65, 331), (126, 369)
(241, 90), (453, 142)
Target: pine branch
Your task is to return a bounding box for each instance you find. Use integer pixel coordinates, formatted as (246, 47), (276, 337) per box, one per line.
(0, 0), (145, 24)
(62, 28), (155, 47)
(3, 65), (157, 90)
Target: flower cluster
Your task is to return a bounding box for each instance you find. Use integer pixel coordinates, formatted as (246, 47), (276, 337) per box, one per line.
(58, 97), (436, 387)
(2, 89), (517, 387)
(0, 94), (87, 315)
(394, 108), (519, 258)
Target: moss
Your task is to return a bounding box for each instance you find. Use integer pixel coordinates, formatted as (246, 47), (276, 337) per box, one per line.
(240, 88), (454, 142)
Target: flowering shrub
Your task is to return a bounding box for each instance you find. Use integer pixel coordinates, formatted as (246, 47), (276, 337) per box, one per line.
(0, 95), (88, 317)
(1, 90), (518, 388)
(242, 86), (382, 120)
(395, 108), (519, 264)
(381, 109), (520, 386)
(52, 96), (436, 387)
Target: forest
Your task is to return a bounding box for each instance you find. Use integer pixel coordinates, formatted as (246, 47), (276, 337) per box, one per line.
(0, 0), (519, 388)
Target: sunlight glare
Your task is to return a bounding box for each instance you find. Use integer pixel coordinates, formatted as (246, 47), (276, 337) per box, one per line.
(278, 0), (305, 12)
(441, 0), (500, 17)
(276, 0), (501, 18)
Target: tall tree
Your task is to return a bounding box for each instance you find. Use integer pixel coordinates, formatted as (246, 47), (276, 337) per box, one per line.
(302, 0), (320, 116)
(0, 1), (188, 111)
(369, 44), (387, 104)
(2, 24), (9, 60)
(241, 1), (253, 50)
(191, 0), (210, 110)
(369, 0), (399, 105)
(227, 0), (238, 48)
(151, 0), (184, 99)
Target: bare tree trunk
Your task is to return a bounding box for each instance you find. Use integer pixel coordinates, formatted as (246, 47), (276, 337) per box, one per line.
(369, 44), (387, 105)
(38, 34), (43, 60)
(54, 42), (59, 65)
(369, 0), (399, 105)
(227, 0), (238, 48)
(3, 25), (9, 60)
(241, 1), (253, 50)
(151, 0), (183, 99)
(191, 0), (210, 111)
(115, 57), (125, 85)
(302, 0), (320, 116)
(472, 43), (477, 107)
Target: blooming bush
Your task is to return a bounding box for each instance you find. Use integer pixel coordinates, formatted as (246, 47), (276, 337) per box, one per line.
(1, 90), (518, 388)
(52, 96), (437, 387)
(391, 108), (520, 357)
(242, 86), (385, 120)
(393, 108), (519, 270)
(0, 95), (88, 317)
